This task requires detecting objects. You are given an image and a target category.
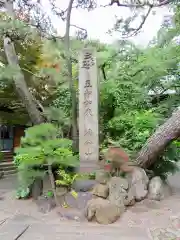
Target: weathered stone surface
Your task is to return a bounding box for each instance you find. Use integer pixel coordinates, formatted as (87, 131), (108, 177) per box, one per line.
(30, 177), (43, 200)
(56, 186), (68, 197)
(128, 167), (149, 185)
(92, 183), (109, 198)
(108, 176), (128, 208)
(149, 227), (178, 240)
(108, 176), (129, 191)
(58, 207), (86, 222)
(0, 218), (29, 240)
(85, 198), (123, 224)
(95, 169), (110, 184)
(95, 203), (123, 225)
(130, 184), (148, 202)
(124, 187), (135, 206)
(148, 176), (172, 201)
(36, 196), (56, 213)
(65, 192), (93, 209)
(127, 167), (149, 201)
(72, 179), (96, 192)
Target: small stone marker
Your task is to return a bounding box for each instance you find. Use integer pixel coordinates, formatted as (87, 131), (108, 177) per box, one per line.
(30, 177), (43, 200)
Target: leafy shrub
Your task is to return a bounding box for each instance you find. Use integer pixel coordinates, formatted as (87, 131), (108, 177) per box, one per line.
(56, 168), (78, 189)
(101, 108), (180, 178)
(149, 141), (180, 180)
(107, 110), (162, 156)
(16, 187), (30, 199)
(14, 123), (79, 200)
(56, 169), (96, 189)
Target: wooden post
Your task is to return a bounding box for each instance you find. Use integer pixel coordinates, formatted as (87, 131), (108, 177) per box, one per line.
(78, 48), (99, 172)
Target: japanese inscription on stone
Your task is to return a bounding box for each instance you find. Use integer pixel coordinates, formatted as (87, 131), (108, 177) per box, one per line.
(79, 48), (99, 172)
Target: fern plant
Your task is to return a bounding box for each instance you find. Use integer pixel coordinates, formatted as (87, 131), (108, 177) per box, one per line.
(14, 123), (79, 204)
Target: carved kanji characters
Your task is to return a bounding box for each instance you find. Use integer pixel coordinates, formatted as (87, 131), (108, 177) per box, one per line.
(84, 88), (92, 101)
(81, 52), (95, 69)
(84, 108), (92, 117)
(84, 140), (93, 145)
(84, 128), (93, 136)
(84, 79), (92, 88)
(85, 148), (92, 156)
(84, 100), (92, 107)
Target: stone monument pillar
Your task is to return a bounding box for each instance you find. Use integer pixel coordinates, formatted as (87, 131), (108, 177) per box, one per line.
(78, 48), (99, 172)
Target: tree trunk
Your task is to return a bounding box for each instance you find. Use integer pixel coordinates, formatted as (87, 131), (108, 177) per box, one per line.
(136, 108), (180, 168)
(64, 0), (78, 152)
(48, 163), (59, 206)
(3, 0), (44, 125)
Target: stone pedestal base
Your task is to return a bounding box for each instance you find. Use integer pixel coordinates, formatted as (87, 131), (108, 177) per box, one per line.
(77, 161), (100, 173)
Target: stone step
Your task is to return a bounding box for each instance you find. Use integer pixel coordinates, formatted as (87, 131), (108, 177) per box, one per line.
(0, 162), (16, 174)
(0, 159), (13, 162)
(0, 162), (15, 167)
(1, 158), (14, 163)
(1, 152), (14, 163)
(3, 169), (17, 176)
(2, 152), (13, 156)
(0, 152), (16, 176)
(1, 166), (16, 172)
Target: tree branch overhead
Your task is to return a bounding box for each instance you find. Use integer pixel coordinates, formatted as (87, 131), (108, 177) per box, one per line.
(109, 0), (173, 8)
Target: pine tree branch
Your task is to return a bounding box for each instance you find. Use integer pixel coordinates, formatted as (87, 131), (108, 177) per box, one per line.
(70, 24), (87, 33)
(105, 0), (172, 8)
(124, 6), (152, 38)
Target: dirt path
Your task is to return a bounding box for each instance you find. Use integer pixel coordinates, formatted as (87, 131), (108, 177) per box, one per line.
(0, 174), (180, 239)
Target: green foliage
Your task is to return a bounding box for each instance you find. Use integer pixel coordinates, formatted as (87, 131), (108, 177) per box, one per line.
(46, 25), (180, 178)
(96, 8), (180, 177)
(15, 123), (79, 189)
(56, 168), (78, 188)
(88, 172), (96, 180)
(107, 110), (162, 155)
(149, 142), (180, 180)
(2, 4), (180, 181)
(55, 169), (95, 189)
(16, 187), (30, 199)
(47, 190), (54, 198)
(0, 13), (42, 79)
